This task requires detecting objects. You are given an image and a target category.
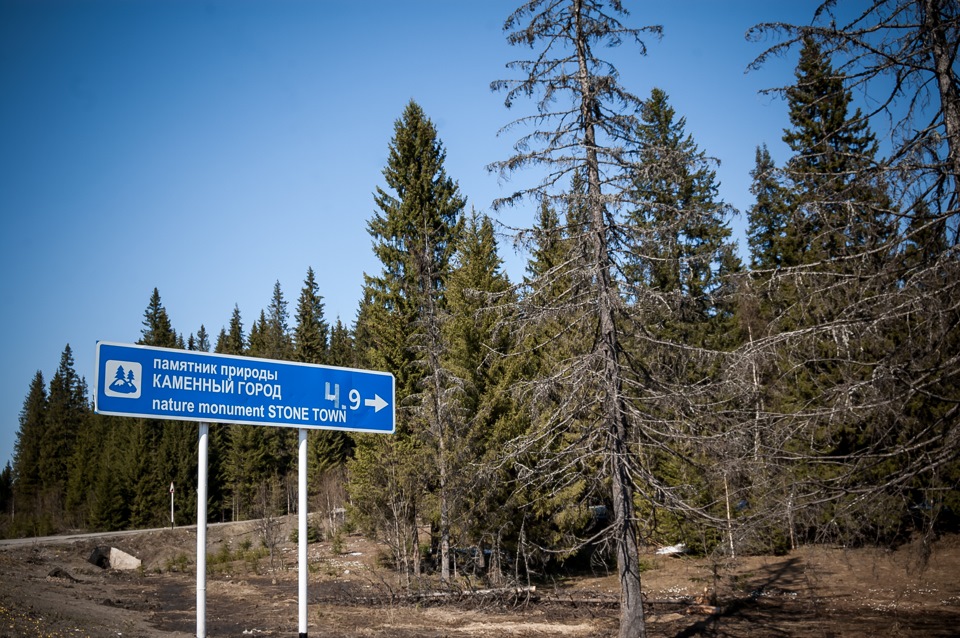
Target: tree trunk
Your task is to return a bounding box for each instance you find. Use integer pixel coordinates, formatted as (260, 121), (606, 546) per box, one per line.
(573, 0), (646, 633)
(924, 0), (960, 209)
(609, 407), (645, 638)
(439, 447), (451, 583)
(724, 473), (736, 558)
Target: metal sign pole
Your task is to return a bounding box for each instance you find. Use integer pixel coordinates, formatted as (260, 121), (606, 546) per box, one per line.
(298, 428), (308, 638)
(197, 422), (209, 638)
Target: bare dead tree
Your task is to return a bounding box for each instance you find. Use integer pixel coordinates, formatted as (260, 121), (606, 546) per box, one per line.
(252, 475), (286, 571)
(490, 2), (665, 636)
(748, 0), (960, 233)
(311, 466), (348, 540)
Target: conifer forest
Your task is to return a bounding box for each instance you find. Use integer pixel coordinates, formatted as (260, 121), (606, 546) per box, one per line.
(3, 2), (958, 637)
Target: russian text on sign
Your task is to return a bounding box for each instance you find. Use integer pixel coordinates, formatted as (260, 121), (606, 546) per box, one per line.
(95, 341), (395, 433)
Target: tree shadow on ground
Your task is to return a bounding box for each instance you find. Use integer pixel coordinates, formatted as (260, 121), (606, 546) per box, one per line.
(672, 556), (810, 638)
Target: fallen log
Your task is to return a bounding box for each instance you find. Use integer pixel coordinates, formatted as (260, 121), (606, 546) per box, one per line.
(315, 585), (538, 606)
(542, 594), (696, 608)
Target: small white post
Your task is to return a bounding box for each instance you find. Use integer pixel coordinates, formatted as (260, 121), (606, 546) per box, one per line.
(298, 428), (308, 638)
(197, 423), (209, 638)
(170, 482), (175, 529)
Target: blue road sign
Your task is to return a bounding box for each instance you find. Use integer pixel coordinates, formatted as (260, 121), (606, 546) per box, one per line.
(94, 341), (395, 433)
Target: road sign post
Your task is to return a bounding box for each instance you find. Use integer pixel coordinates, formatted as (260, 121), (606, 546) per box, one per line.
(298, 429), (308, 638)
(94, 341), (395, 638)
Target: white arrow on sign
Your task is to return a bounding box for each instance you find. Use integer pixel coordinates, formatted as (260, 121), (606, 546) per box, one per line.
(365, 394), (388, 413)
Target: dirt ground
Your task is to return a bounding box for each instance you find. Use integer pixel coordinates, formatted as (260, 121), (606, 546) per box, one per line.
(1, 518), (958, 637)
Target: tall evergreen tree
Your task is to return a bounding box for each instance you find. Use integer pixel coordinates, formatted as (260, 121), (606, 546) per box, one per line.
(263, 281), (297, 498)
(327, 319), (354, 368)
(903, 197), (949, 271)
(747, 144), (791, 272)
(88, 425), (130, 531)
(247, 311), (268, 357)
(501, 192), (602, 558)
(359, 99), (465, 404)
(184, 317), (223, 520)
(248, 281), (298, 502)
(744, 24), (950, 548)
(131, 290), (189, 528)
(213, 306), (249, 520)
(782, 37), (893, 265)
(39, 345), (87, 522)
(444, 211), (512, 426)
(0, 463), (13, 518)
(443, 210), (526, 575)
(215, 306), (246, 355)
(620, 89), (743, 550)
(293, 268), (351, 481)
(434, 209), (516, 575)
(194, 325), (211, 352)
(12, 371), (46, 516)
(749, 0), (960, 232)
(263, 281), (294, 361)
(627, 87), (741, 347)
(214, 306), (266, 522)
(65, 393), (100, 528)
(350, 99), (465, 581)
(294, 267), (328, 365)
(139, 288), (178, 349)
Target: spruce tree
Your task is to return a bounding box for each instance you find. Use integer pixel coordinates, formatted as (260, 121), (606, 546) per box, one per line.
(88, 426), (130, 531)
(620, 88), (743, 550)
(293, 268), (351, 482)
(238, 296), (293, 513)
(0, 463), (12, 518)
(747, 144), (791, 272)
(439, 209), (516, 573)
(139, 288), (178, 348)
(360, 99), (465, 404)
(247, 311), (268, 357)
(903, 197), (949, 271)
(131, 290), (189, 528)
(65, 399), (101, 528)
(262, 282), (297, 504)
(506, 193), (601, 558)
(213, 305), (248, 520)
(183, 321), (222, 518)
(39, 345), (87, 523)
(195, 325), (211, 352)
(350, 99), (465, 581)
(12, 371), (46, 515)
(214, 307), (265, 521)
(216, 306), (246, 355)
(627, 87), (741, 347)
(748, 0), (960, 226)
(782, 37), (893, 265)
(246, 282), (298, 505)
(263, 280), (294, 361)
(444, 211), (512, 422)
(327, 319), (354, 368)
(294, 267), (328, 365)
(745, 29), (928, 547)
(736, 144), (797, 551)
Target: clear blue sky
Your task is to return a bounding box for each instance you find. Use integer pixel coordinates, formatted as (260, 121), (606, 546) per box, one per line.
(0, 0), (820, 469)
